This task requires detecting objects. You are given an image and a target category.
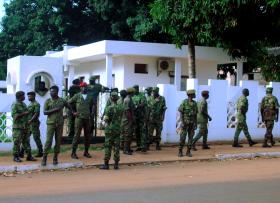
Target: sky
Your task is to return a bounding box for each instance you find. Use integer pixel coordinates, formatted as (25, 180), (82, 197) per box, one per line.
(0, 0), (8, 20)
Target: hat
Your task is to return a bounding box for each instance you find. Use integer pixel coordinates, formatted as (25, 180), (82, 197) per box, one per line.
(79, 82), (88, 87)
(266, 87), (273, 93)
(152, 87), (159, 93)
(127, 87), (135, 94)
(201, 90), (209, 96)
(145, 87), (152, 92)
(187, 89), (196, 95)
(89, 76), (98, 81)
(27, 91), (36, 96)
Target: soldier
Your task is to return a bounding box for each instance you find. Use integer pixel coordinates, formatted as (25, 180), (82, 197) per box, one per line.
(41, 85), (70, 166)
(118, 89), (127, 150)
(192, 90), (212, 150)
(132, 85), (148, 152)
(148, 87), (167, 150)
(101, 88), (119, 120)
(68, 82), (92, 159)
(11, 91), (36, 162)
(66, 79), (81, 141)
(100, 92), (123, 170)
(261, 87), (279, 148)
(122, 87), (135, 155)
(27, 91), (43, 157)
(233, 88), (257, 147)
(145, 87), (153, 150)
(178, 89), (198, 157)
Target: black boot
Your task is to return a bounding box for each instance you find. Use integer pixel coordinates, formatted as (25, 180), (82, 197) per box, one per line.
(232, 141), (243, 147)
(262, 139), (271, 148)
(13, 156), (22, 163)
(192, 144), (198, 151)
(114, 161), (119, 170)
(99, 160), (109, 170)
(84, 151), (92, 158)
(123, 143), (132, 155)
(35, 149), (43, 158)
(186, 147), (192, 157)
(156, 142), (161, 150)
(41, 154), (47, 166)
(178, 149), (183, 157)
(202, 143), (210, 149)
(53, 154), (58, 165)
(248, 140), (257, 147)
(26, 153), (36, 161)
(71, 149), (79, 159)
(271, 135), (275, 146)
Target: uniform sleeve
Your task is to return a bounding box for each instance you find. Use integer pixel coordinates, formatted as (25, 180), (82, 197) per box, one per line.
(104, 106), (112, 121)
(44, 99), (50, 111)
(178, 102), (184, 113)
(11, 103), (18, 118)
(260, 97), (265, 112)
(162, 97), (167, 110)
(274, 96), (279, 109)
(68, 94), (77, 104)
(34, 103), (40, 113)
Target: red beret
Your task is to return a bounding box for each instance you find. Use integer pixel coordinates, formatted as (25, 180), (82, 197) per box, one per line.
(79, 82), (88, 87)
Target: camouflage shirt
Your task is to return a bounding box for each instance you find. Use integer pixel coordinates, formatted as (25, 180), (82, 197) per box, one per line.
(132, 92), (147, 119)
(236, 95), (248, 123)
(149, 95), (166, 120)
(68, 93), (91, 119)
(11, 101), (28, 129)
(197, 98), (208, 124)
(104, 102), (123, 134)
(44, 97), (67, 125)
(28, 100), (40, 125)
(261, 95), (279, 121)
(178, 99), (197, 125)
(87, 84), (104, 105)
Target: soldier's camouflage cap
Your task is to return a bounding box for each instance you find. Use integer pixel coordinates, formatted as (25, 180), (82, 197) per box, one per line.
(152, 87), (159, 93)
(89, 75), (98, 81)
(127, 87), (135, 93)
(266, 87), (273, 93)
(187, 89), (196, 95)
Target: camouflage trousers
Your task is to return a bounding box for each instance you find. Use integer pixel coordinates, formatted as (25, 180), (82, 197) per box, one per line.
(12, 128), (31, 156)
(30, 124), (43, 152)
(104, 131), (120, 162)
(264, 120), (274, 143)
(148, 119), (163, 143)
(234, 121), (252, 142)
(72, 118), (91, 151)
(192, 123), (208, 145)
(179, 123), (195, 150)
(67, 114), (75, 140)
(123, 120), (133, 145)
(134, 117), (148, 149)
(43, 123), (63, 155)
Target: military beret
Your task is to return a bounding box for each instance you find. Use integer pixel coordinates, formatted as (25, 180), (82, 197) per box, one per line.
(111, 92), (118, 98)
(127, 87), (135, 93)
(266, 87), (273, 93)
(120, 89), (127, 95)
(27, 91), (36, 96)
(152, 87), (159, 92)
(201, 90), (209, 96)
(187, 89), (196, 95)
(89, 75), (98, 81)
(79, 82), (88, 87)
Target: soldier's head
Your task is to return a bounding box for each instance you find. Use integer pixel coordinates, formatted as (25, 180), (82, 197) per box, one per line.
(15, 91), (25, 101)
(152, 87), (159, 97)
(145, 87), (152, 96)
(79, 82), (88, 94)
(242, 88), (249, 97)
(187, 89), (196, 99)
(201, 90), (209, 99)
(50, 85), (59, 98)
(89, 76), (98, 85)
(133, 85), (139, 94)
(266, 87), (273, 95)
(111, 92), (119, 102)
(120, 90), (127, 99)
(111, 88), (119, 93)
(72, 78), (80, 86)
(126, 87), (135, 96)
(27, 91), (36, 101)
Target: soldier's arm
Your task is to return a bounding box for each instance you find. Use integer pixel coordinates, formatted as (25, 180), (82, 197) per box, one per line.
(260, 98), (265, 121)
(44, 100), (60, 115)
(29, 103), (40, 123)
(275, 97), (279, 121)
(12, 104), (29, 120)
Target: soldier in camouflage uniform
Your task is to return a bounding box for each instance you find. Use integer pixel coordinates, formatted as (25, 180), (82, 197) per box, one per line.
(122, 88), (135, 155)
(145, 87), (153, 150)
(100, 92), (123, 170)
(11, 91), (36, 162)
(233, 88), (257, 147)
(101, 88), (119, 120)
(41, 86), (70, 166)
(66, 79), (81, 141)
(118, 89), (127, 150)
(132, 85), (148, 152)
(149, 87), (167, 150)
(68, 82), (92, 159)
(178, 89), (197, 157)
(261, 87), (279, 148)
(27, 91), (43, 157)
(192, 90), (212, 150)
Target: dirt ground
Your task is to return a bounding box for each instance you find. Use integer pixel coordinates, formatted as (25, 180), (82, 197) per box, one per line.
(0, 157), (280, 199)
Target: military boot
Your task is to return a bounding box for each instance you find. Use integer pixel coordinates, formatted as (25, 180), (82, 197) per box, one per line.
(262, 139), (271, 148)
(271, 135), (275, 146)
(84, 151), (92, 158)
(19, 148), (24, 158)
(192, 144), (198, 151)
(156, 142), (161, 150)
(248, 140), (257, 147)
(178, 149), (183, 157)
(35, 148), (43, 158)
(202, 143), (210, 149)
(186, 147), (192, 157)
(99, 160), (109, 170)
(71, 149), (79, 159)
(53, 154), (58, 165)
(13, 156), (22, 163)
(26, 153), (36, 161)
(123, 143), (132, 155)
(41, 154), (47, 166)
(114, 161), (119, 170)
(232, 141), (243, 148)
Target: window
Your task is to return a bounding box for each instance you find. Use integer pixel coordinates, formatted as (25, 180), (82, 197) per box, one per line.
(134, 64), (148, 74)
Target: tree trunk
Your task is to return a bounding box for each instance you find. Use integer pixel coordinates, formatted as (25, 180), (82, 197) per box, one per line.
(187, 39), (196, 78)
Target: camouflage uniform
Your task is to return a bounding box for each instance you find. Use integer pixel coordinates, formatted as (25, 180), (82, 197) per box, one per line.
(149, 88), (166, 147)
(28, 100), (43, 154)
(68, 93), (92, 155)
(178, 90), (197, 156)
(43, 97), (68, 155)
(132, 90), (147, 151)
(145, 87), (153, 148)
(261, 88), (279, 147)
(117, 91), (127, 149)
(11, 101), (32, 157)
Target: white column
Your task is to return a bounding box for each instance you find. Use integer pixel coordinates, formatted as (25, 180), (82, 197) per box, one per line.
(236, 62), (243, 85)
(68, 65), (75, 89)
(105, 54), (113, 88)
(174, 58), (182, 91)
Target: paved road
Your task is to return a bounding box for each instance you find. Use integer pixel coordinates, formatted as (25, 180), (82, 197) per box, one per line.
(1, 158), (280, 203)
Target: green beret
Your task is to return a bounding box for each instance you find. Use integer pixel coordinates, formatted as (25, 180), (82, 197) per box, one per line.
(89, 76), (98, 81)
(127, 87), (135, 93)
(266, 87), (273, 93)
(152, 87), (159, 92)
(187, 89), (196, 95)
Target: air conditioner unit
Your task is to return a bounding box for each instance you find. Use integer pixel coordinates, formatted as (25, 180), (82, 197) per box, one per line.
(157, 59), (174, 71)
